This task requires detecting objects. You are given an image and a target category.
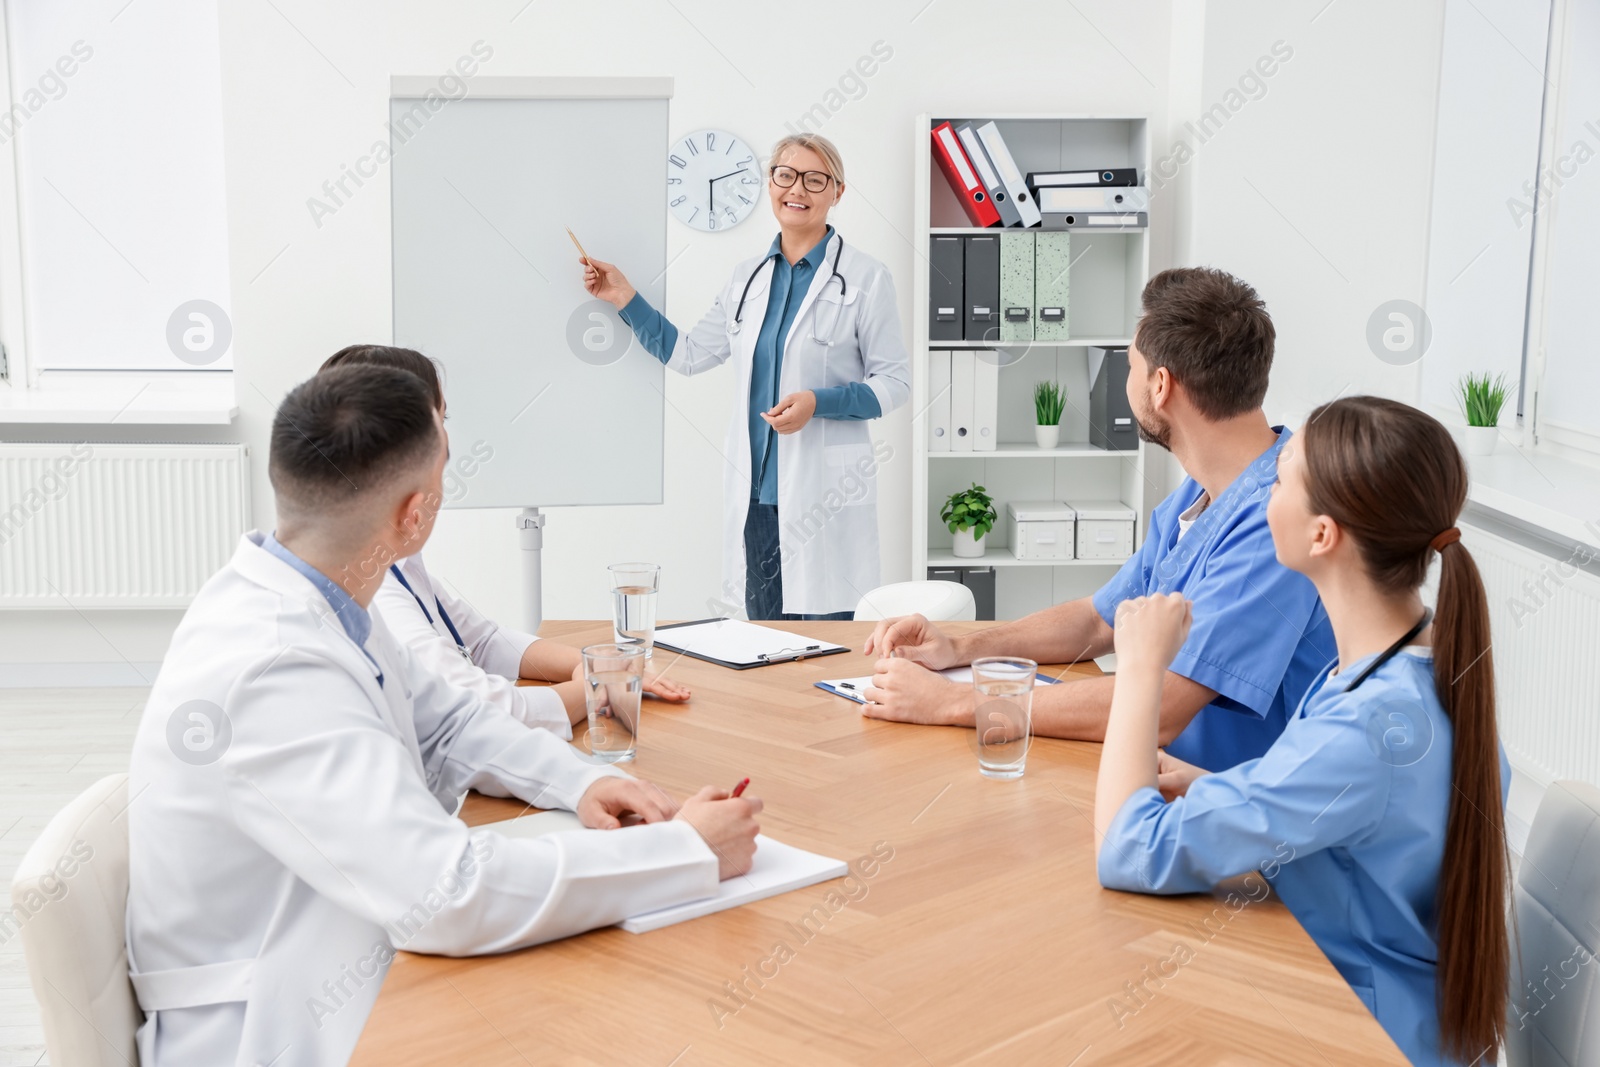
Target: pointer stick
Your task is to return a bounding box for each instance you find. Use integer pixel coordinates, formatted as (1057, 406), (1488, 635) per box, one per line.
(565, 226), (592, 266)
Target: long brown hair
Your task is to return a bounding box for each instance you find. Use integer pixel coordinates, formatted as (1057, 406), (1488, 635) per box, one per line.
(1300, 396), (1506, 1062)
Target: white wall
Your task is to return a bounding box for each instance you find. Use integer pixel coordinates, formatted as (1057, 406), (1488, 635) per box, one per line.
(1180, 0), (1446, 429)
(2, 0), (1459, 664)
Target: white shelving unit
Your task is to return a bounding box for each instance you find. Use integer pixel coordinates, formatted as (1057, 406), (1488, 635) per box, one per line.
(911, 114), (1153, 620)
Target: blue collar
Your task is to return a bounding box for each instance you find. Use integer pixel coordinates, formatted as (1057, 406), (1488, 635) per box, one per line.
(1166, 426), (1292, 549)
(261, 532), (373, 651)
(765, 225), (833, 270)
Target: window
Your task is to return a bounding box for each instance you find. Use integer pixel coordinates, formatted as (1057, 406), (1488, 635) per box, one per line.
(1, 0), (231, 379)
(1423, 0), (1600, 460)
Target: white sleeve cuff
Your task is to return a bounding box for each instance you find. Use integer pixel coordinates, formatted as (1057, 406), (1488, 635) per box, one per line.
(514, 685), (574, 739)
(478, 627), (537, 681)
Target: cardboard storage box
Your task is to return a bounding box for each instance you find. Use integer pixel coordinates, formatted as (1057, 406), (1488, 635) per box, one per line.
(1070, 499), (1135, 561)
(1006, 501), (1076, 561)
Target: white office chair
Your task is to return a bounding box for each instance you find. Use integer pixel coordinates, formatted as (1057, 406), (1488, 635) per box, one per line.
(11, 773), (142, 1067)
(1506, 779), (1600, 1066)
(852, 580), (977, 622)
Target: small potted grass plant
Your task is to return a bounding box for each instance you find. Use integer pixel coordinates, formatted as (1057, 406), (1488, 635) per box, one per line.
(1457, 372), (1509, 456)
(941, 482), (997, 558)
(1034, 380), (1066, 450)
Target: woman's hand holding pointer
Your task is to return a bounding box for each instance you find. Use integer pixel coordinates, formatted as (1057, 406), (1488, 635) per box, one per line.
(581, 256), (636, 311)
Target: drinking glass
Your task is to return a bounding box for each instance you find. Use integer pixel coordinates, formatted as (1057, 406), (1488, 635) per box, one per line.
(971, 657), (1036, 779)
(581, 642), (645, 763)
(609, 562), (660, 659)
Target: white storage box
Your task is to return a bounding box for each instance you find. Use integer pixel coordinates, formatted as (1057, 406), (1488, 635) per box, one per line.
(1070, 499), (1136, 560)
(1006, 501), (1076, 561)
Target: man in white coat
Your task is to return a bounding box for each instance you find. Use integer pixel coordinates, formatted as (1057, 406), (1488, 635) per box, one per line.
(126, 365), (761, 1066)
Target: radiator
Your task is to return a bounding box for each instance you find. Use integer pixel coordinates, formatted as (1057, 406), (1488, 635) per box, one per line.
(1464, 523), (1600, 788)
(0, 443), (250, 608)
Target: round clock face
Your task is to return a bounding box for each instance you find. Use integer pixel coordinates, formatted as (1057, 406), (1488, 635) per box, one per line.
(667, 129), (761, 232)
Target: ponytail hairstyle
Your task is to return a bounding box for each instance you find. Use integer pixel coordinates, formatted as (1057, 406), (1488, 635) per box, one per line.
(1299, 396), (1506, 1063)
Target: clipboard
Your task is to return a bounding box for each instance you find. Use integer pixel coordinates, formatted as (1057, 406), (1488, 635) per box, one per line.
(654, 618), (850, 670)
(816, 666), (1063, 704)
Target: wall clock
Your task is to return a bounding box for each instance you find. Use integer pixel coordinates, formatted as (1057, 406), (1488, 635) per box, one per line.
(667, 128), (761, 232)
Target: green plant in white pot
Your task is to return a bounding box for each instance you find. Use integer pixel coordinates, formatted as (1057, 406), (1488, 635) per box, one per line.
(941, 482), (997, 558)
(1034, 380), (1066, 450)
(1456, 372), (1509, 456)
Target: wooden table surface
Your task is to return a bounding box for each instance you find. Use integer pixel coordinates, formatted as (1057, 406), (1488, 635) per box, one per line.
(353, 621), (1405, 1066)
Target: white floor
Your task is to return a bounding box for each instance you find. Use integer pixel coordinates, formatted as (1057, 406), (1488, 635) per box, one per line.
(0, 687), (146, 1067)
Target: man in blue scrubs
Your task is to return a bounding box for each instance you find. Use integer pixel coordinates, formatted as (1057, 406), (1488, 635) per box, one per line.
(862, 267), (1335, 771)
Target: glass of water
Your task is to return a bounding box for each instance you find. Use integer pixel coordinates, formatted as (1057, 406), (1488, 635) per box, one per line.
(581, 642), (645, 763)
(609, 562), (660, 659)
(971, 657), (1037, 780)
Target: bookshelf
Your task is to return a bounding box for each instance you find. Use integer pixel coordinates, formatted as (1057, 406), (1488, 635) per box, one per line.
(911, 114), (1152, 620)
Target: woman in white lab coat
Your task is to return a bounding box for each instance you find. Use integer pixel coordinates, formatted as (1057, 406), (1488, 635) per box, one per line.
(320, 345), (690, 737)
(582, 133), (909, 620)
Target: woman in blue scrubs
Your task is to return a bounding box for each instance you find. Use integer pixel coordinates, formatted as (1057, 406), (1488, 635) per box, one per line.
(1095, 396), (1509, 1067)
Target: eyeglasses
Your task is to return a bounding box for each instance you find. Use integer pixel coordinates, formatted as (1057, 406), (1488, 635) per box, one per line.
(769, 166), (836, 194)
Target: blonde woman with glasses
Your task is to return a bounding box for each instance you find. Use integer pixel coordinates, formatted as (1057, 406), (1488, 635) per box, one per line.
(581, 133), (908, 621)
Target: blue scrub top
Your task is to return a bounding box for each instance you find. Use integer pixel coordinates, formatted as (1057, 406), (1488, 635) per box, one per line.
(1092, 427), (1336, 770)
(1099, 647), (1511, 1067)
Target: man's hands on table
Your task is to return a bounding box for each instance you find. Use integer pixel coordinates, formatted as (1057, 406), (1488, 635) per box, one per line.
(573, 777), (762, 881)
(859, 613), (975, 726)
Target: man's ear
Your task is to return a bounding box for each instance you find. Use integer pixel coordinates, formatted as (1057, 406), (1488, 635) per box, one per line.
(395, 488), (432, 544)
(1148, 365), (1174, 411)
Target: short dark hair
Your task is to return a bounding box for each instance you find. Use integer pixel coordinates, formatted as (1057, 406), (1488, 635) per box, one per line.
(1133, 267), (1274, 420)
(269, 365), (440, 513)
(319, 344), (444, 411)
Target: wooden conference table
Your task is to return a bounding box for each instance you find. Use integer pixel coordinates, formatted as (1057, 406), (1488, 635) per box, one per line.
(354, 621), (1405, 1066)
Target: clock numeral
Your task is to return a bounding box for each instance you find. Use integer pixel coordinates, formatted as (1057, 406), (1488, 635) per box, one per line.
(670, 196), (686, 207)
(740, 175), (757, 185)
(738, 194), (752, 206)
(688, 207), (699, 221)
(706, 132), (716, 151)
(708, 215), (718, 230)
(669, 154), (687, 169)
(667, 176), (682, 185)
(685, 139), (699, 157)
(736, 155), (753, 166)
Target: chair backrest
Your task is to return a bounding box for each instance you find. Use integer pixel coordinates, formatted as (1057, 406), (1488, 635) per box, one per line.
(1506, 779), (1600, 1066)
(852, 581), (977, 623)
(9, 773), (141, 1067)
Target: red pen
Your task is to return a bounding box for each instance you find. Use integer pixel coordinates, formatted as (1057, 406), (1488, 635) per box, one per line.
(730, 777), (750, 798)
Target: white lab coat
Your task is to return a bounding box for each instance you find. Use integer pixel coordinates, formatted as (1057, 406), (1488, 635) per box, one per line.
(662, 231), (909, 615)
(125, 533), (719, 1067)
(373, 552), (571, 738)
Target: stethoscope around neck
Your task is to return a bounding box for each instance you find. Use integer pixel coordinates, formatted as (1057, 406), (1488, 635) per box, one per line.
(729, 235), (848, 346)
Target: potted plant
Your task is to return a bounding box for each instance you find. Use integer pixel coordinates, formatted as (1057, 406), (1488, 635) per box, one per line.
(1457, 372), (1509, 456)
(941, 482), (997, 558)
(1034, 380), (1066, 450)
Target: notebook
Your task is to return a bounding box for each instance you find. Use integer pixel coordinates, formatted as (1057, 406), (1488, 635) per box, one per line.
(485, 810), (848, 934)
(654, 617), (850, 670)
(816, 665), (1062, 704)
